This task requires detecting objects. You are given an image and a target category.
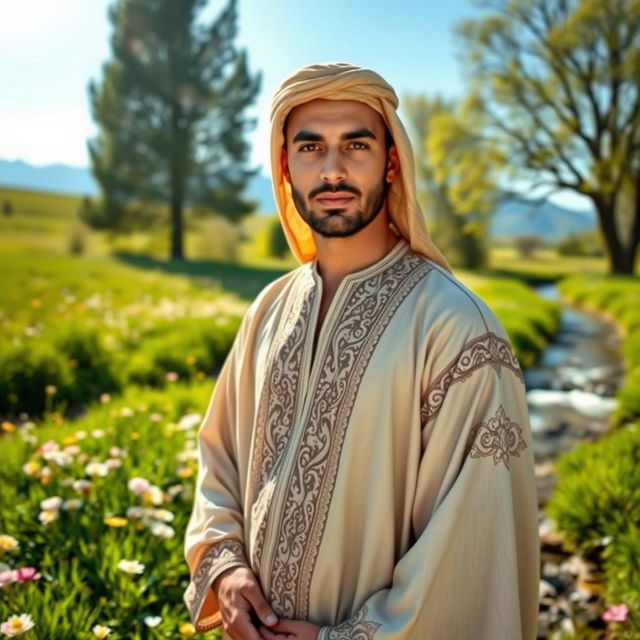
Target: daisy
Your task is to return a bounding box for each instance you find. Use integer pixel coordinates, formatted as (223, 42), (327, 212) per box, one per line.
(85, 462), (109, 477)
(143, 616), (162, 628)
(38, 510), (58, 525)
(0, 613), (35, 636)
(39, 496), (62, 512)
(117, 559), (144, 574)
(150, 522), (175, 539)
(127, 477), (150, 496)
(0, 535), (18, 551)
(92, 624), (111, 638)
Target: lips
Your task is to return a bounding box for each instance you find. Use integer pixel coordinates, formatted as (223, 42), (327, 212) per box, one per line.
(316, 193), (355, 207)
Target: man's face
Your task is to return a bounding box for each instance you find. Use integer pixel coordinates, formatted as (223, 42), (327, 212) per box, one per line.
(282, 99), (397, 239)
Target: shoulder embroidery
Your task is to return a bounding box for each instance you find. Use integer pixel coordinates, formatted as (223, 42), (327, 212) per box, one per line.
(467, 404), (527, 470)
(420, 331), (523, 427)
(325, 605), (381, 640)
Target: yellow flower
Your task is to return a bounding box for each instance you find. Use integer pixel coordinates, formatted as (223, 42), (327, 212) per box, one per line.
(177, 466), (194, 479)
(2, 613), (35, 635)
(0, 534), (19, 550)
(23, 461), (41, 477)
(196, 371), (205, 380)
(1, 421), (16, 434)
(186, 355), (196, 365)
(62, 435), (77, 445)
(130, 432), (140, 441)
(31, 298), (42, 308)
(45, 385), (57, 395)
(179, 622), (196, 637)
(104, 516), (128, 528)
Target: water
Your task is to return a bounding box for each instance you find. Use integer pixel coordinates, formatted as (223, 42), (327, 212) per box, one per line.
(525, 283), (625, 500)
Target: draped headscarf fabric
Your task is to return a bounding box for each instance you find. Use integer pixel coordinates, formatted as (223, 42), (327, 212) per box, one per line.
(270, 62), (451, 271)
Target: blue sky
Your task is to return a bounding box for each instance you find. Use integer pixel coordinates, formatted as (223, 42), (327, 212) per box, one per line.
(0, 0), (589, 209)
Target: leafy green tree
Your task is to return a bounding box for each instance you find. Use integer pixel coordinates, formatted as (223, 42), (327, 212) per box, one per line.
(404, 94), (502, 269)
(457, 0), (640, 274)
(86, 0), (260, 260)
(267, 215), (290, 260)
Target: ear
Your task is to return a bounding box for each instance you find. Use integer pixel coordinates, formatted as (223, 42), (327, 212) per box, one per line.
(385, 146), (400, 183)
(280, 147), (291, 183)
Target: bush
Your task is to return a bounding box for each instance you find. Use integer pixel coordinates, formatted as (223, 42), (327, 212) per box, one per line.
(547, 424), (640, 636)
(267, 215), (290, 259)
(557, 229), (605, 257)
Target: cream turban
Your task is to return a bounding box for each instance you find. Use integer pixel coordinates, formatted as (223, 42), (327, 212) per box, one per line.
(270, 62), (451, 272)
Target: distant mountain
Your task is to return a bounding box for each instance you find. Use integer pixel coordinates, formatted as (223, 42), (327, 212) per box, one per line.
(490, 197), (596, 241)
(1, 159), (595, 238)
(0, 158), (277, 214)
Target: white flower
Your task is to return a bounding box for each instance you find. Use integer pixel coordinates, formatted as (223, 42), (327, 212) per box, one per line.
(92, 624), (112, 638)
(73, 479), (92, 494)
(177, 449), (199, 462)
(117, 559), (144, 574)
(109, 447), (126, 458)
(38, 509), (58, 525)
(0, 613), (35, 636)
(126, 506), (144, 519)
(63, 444), (81, 456)
(40, 440), (59, 454)
(43, 450), (72, 466)
(143, 616), (162, 628)
(85, 462), (109, 477)
(150, 522), (175, 539)
(167, 484), (183, 498)
(39, 496), (62, 511)
(62, 499), (83, 511)
(150, 508), (175, 523)
(150, 413), (163, 423)
(127, 477), (150, 496)
(177, 413), (201, 431)
(120, 407), (134, 418)
(91, 429), (105, 439)
(143, 485), (164, 505)
(74, 430), (87, 440)
(105, 458), (122, 469)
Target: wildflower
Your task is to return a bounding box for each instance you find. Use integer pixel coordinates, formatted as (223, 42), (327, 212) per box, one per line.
(74, 430), (88, 440)
(45, 385), (57, 395)
(177, 413), (201, 431)
(117, 559), (144, 574)
(126, 506), (144, 519)
(13, 568), (41, 583)
(0, 570), (15, 587)
(143, 616), (162, 627)
(150, 509), (174, 523)
(177, 449), (198, 463)
(91, 429), (105, 439)
(120, 407), (134, 418)
(100, 393), (111, 404)
(92, 624), (112, 638)
(62, 435), (77, 445)
(38, 510), (58, 525)
(130, 432), (140, 440)
(39, 440), (59, 455)
(165, 371), (179, 382)
(109, 447), (126, 458)
(150, 522), (175, 539)
(128, 477), (150, 496)
(62, 499), (82, 511)
(179, 622), (196, 637)
(603, 603), (629, 623)
(63, 444), (81, 456)
(73, 479), (92, 495)
(167, 485), (183, 498)
(40, 496), (62, 512)
(143, 486), (164, 506)
(39, 467), (52, 485)
(177, 466), (194, 479)
(150, 413), (163, 423)
(1, 422), (16, 434)
(44, 450), (72, 466)
(104, 517), (128, 528)
(0, 536), (19, 551)
(85, 462), (109, 477)
(105, 458), (122, 470)
(0, 613), (35, 636)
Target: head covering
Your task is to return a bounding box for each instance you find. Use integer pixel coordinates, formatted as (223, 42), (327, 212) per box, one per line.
(270, 62), (450, 271)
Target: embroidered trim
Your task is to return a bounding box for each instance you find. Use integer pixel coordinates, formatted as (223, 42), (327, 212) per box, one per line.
(183, 539), (246, 627)
(467, 404), (527, 470)
(268, 252), (433, 618)
(323, 605), (381, 639)
(420, 331), (523, 427)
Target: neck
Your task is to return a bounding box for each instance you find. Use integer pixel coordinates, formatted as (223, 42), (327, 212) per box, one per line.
(313, 209), (399, 286)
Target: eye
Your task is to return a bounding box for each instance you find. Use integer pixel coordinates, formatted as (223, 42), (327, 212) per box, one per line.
(299, 143), (321, 152)
(348, 141), (369, 150)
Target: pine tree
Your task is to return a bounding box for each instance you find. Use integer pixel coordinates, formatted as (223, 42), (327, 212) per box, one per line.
(86, 0), (261, 260)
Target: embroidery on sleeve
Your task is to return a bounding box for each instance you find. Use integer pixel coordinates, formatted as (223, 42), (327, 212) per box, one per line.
(184, 538), (246, 626)
(325, 605), (381, 639)
(467, 404), (527, 470)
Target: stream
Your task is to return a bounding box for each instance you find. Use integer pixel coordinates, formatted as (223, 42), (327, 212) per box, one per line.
(527, 284), (625, 637)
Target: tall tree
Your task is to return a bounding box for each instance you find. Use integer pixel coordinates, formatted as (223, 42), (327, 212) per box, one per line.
(457, 0), (640, 274)
(404, 94), (502, 269)
(86, 0), (260, 260)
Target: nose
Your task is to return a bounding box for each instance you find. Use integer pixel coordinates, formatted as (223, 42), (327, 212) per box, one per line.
(320, 148), (346, 183)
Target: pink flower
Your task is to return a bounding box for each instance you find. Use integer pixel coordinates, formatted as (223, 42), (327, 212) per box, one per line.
(603, 603), (629, 623)
(0, 570), (15, 587)
(13, 568), (41, 583)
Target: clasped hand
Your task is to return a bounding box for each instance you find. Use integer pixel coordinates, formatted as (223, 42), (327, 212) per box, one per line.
(213, 566), (321, 640)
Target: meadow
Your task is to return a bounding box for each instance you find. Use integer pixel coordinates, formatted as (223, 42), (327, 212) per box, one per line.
(3, 185), (621, 638)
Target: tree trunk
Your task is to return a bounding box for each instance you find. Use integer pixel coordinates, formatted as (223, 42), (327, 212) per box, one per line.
(593, 195), (638, 274)
(169, 106), (186, 261)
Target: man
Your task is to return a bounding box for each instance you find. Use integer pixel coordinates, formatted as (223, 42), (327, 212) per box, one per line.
(184, 62), (540, 640)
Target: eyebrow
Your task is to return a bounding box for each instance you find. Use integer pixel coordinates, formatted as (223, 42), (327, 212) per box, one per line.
(291, 127), (377, 144)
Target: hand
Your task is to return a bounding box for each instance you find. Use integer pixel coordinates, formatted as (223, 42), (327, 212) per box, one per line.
(213, 566), (279, 640)
(259, 619), (321, 640)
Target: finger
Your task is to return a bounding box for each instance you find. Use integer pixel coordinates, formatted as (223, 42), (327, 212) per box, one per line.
(244, 583), (279, 627)
(228, 610), (262, 640)
(259, 629), (290, 640)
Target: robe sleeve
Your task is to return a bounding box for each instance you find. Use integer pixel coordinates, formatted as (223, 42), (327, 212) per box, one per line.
(318, 329), (540, 640)
(182, 310), (255, 632)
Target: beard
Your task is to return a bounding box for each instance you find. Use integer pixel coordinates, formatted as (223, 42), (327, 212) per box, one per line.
(291, 172), (389, 239)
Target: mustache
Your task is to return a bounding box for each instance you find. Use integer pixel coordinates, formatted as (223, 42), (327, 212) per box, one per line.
(308, 182), (361, 199)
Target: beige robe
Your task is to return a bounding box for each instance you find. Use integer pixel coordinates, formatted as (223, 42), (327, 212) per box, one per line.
(183, 239), (540, 639)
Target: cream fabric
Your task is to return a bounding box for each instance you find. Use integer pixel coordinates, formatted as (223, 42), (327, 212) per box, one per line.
(270, 62), (450, 272)
(183, 240), (540, 639)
